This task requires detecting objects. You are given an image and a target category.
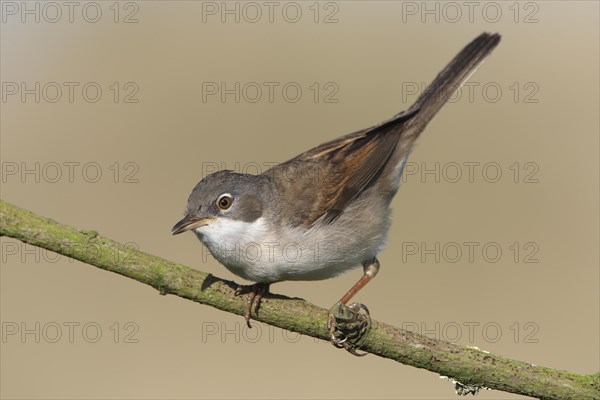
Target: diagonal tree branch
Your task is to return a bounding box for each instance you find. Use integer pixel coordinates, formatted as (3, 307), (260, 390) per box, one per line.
(1, 199), (598, 399)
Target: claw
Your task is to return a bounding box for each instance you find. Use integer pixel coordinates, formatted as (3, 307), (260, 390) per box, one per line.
(327, 302), (371, 356)
(235, 285), (243, 296)
(346, 346), (368, 357)
(235, 282), (270, 328)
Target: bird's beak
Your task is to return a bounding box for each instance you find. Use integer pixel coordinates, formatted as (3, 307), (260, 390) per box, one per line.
(171, 215), (212, 235)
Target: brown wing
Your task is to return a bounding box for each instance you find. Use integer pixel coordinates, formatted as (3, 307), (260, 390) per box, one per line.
(265, 33), (501, 227)
(265, 108), (419, 227)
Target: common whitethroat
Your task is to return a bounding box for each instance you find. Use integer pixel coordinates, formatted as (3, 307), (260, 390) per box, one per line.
(173, 32), (501, 353)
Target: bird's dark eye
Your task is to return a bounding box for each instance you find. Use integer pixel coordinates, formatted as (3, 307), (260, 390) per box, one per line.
(217, 194), (233, 210)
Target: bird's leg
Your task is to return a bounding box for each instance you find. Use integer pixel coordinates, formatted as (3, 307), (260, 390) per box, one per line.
(235, 282), (270, 328)
(327, 258), (379, 356)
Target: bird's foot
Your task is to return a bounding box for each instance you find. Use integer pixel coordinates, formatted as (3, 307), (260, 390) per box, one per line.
(327, 302), (371, 356)
(235, 282), (270, 328)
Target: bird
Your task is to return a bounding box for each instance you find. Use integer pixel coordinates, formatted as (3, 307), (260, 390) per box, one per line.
(172, 32), (501, 353)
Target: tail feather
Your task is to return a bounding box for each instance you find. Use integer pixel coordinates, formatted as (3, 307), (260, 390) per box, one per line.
(409, 32), (501, 130)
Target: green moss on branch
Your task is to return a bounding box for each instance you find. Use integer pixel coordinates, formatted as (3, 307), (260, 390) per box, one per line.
(1, 199), (598, 399)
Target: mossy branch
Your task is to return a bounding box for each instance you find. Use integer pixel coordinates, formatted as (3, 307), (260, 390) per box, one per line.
(1, 199), (598, 399)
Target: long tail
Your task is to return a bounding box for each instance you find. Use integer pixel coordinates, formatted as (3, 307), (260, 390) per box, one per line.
(408, 32), (501, 130)
(372, 32), (500, 148)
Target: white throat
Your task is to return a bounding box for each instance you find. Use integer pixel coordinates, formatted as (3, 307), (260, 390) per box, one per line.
(194, 217), (269, 247)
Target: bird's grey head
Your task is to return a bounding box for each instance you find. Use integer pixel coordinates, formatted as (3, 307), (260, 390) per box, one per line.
(172, 170), (270, 235)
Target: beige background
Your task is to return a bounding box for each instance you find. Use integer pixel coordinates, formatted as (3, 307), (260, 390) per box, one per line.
(1, 1), (598, 399)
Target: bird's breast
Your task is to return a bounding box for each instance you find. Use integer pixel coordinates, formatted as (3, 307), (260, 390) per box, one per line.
(194, 194), (392, 283)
